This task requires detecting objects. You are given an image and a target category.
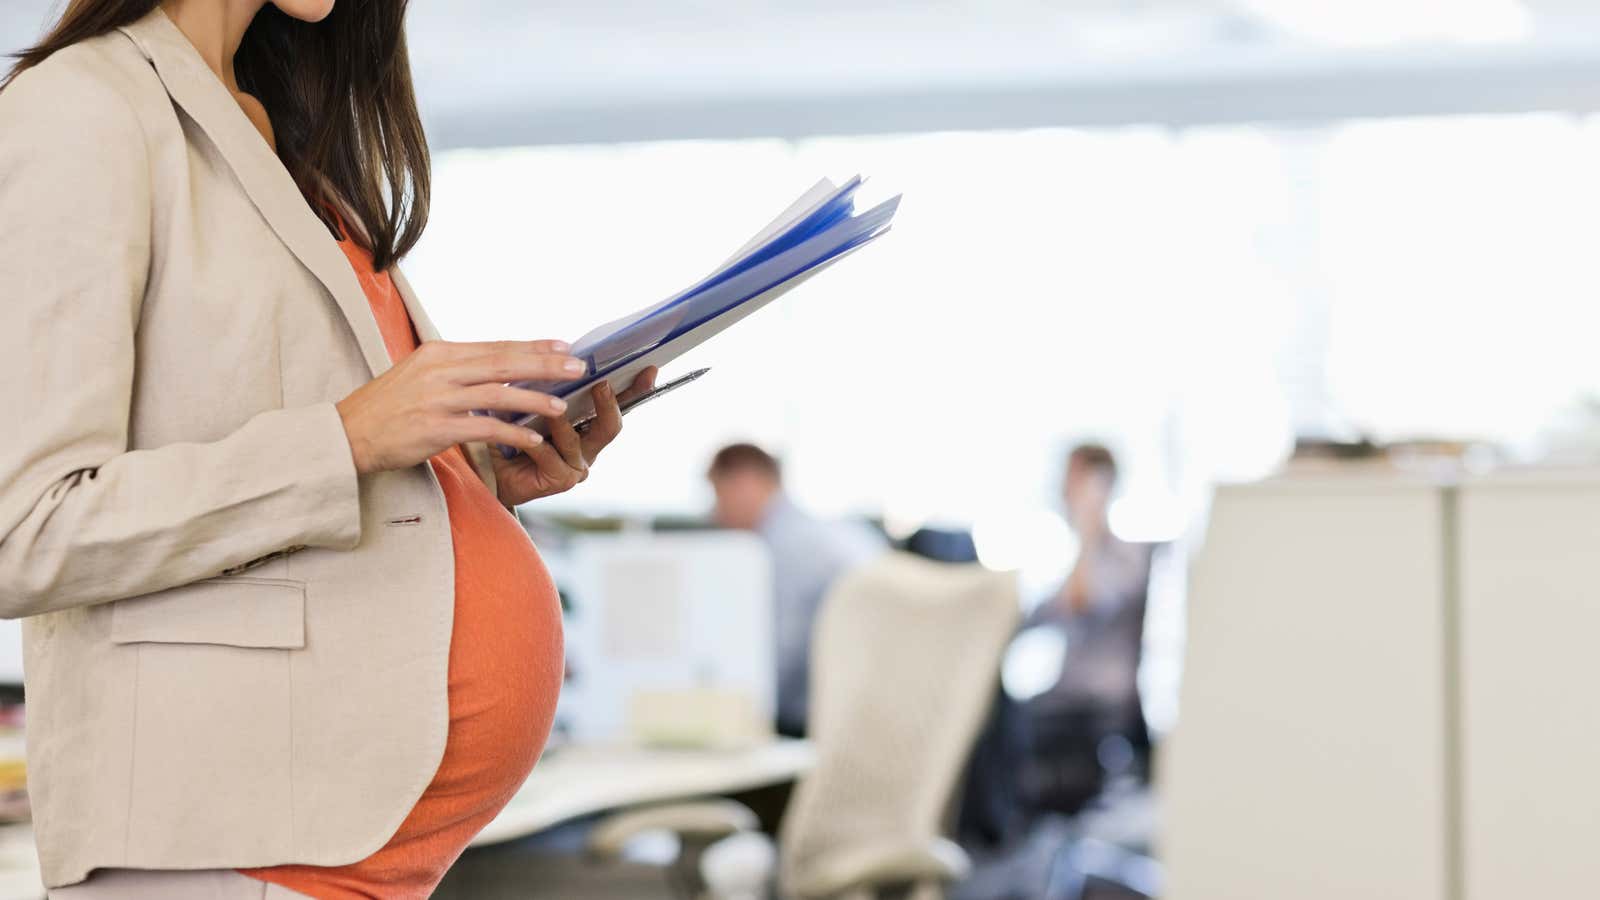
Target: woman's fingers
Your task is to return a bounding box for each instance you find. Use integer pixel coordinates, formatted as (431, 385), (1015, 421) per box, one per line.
(582, 380), (625, 453)
(448, 348), (588, 386)
(424, 339), (571, 359)
(524, 439), (587, 489)
(455, 414), (546, 458)
(338, 339), (587, 476)
(547, 414), (589, 471)
(615, 366), (660, 406)
(453, 383), (569, 419)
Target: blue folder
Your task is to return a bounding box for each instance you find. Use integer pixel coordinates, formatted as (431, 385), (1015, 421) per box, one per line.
(489, 176), (900, 453)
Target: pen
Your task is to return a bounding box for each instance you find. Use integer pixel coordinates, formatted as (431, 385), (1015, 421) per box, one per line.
(572, 367), (711, 436)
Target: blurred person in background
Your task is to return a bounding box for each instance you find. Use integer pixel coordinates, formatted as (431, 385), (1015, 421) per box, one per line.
(708, 443), (886, 737)
(1022, 443), (1153, 814)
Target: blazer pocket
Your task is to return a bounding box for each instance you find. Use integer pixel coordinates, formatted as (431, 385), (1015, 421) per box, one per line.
(110, 577), (306, 649)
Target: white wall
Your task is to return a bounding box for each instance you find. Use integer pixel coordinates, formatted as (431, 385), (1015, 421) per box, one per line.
(10, 2), (1600, 146)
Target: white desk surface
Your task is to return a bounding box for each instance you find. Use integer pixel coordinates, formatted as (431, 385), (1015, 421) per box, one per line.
(0, 825), (41, 900)
(471, 738), (815, 847)
(0, 741), (815, 898)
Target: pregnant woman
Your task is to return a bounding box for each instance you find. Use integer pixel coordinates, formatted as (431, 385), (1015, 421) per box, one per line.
(0, 1), (655, 896)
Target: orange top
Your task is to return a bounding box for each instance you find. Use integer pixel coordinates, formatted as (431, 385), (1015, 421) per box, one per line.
(240, 236), (564, 899)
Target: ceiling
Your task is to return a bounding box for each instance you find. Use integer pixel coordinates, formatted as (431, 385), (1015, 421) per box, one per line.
(6, 1), (1600, 147)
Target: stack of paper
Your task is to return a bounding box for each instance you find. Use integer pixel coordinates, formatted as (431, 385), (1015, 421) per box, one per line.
(490, 175), (900, 444)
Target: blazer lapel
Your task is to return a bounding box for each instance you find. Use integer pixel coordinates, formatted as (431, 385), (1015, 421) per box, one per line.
(389, 267), (442, 344)
(117, 9), (392, 378)
(320, 184), (442, 346)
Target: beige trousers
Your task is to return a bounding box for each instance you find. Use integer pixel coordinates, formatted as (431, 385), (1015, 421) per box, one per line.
(48, 868), (308, 899)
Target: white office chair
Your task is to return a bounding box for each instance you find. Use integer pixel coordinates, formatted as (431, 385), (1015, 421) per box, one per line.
(590, 553), (1018, 900)
(775, 553), (1019, 900)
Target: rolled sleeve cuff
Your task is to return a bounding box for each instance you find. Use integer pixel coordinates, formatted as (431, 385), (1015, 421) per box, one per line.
(270, 401), (363, 552)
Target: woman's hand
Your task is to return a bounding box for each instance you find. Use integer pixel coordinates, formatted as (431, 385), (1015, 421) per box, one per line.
(492, 367), (659, 506)
(336, 340), (584, 475)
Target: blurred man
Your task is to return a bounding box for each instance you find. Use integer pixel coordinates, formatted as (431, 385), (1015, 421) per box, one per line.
(1023, 443), (1153, 813)
(1055, 444), (1149, 641)
(708, 443), (885, 737)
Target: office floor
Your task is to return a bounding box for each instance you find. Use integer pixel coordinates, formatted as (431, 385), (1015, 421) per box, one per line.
(437, 842), (674, 900)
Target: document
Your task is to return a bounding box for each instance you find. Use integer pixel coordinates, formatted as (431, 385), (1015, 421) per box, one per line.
(489, 176), (900, 455)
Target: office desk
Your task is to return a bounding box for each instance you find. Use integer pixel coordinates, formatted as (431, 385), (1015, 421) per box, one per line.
(471, 739), (814, 847)
(0, 741), (815, 900)
(0, 825), (42, 900)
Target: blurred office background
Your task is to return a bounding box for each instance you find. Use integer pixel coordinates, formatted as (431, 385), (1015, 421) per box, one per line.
(8, 1), (1600, 898)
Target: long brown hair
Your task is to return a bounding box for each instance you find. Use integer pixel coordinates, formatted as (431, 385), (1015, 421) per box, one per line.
(7, 0), (429, 270)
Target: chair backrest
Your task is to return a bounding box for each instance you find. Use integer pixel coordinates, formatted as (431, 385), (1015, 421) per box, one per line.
(778, 553), (1020, 889)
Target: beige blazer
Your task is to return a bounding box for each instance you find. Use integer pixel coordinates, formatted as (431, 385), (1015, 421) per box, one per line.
(0, 9), (506, 888)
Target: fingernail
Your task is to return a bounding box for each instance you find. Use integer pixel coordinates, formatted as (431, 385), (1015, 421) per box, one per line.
(563, 358), (586, 374)
(550, 341), (571, 352)
(551, 398), (568, 413)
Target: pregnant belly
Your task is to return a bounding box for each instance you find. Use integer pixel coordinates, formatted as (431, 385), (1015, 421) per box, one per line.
(432, 447), (566, 805)
(239, 449), (563, 899)
(441, 550), (565, 801)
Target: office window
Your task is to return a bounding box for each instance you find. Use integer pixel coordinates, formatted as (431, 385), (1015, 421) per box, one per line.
(406, 114), (1600, 527)
(406, 130), (1284, 532)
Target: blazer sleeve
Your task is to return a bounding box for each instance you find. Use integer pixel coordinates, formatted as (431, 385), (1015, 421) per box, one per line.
(0, 55), (363, 619)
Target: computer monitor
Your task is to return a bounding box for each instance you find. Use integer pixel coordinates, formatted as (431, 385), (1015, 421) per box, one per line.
(555, 531), (776, 745)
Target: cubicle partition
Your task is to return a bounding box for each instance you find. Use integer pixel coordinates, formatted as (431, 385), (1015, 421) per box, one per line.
(1162, 477), (1455, 900)
(1457, 473), (1600, 899)
(1165, 471), (1600, 900)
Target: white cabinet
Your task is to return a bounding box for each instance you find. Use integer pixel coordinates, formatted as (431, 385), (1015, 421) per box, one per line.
(1167, 471), (1600, 900)
(1458, 472), (1600, 900)
(1165, 477), (1454, 900)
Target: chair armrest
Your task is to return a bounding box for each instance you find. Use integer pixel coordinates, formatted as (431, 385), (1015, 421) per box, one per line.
(587, 799), (760, 859)
(789, 836), (971, 898)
